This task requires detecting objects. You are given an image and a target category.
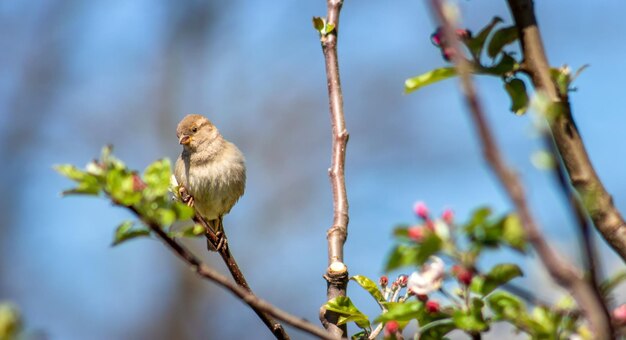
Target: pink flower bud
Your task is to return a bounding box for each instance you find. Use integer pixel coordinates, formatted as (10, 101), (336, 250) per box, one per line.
(430, 27), (443, 46)
(416, 294), (429, 302)
(442, 47), (456, 62)
(132, 173), (146, 191)
(397, 274), (408, 287)
(452, 265), (474, 286)
(379, 275), (389, 288)
(442, 209), (454, 224)
(413, 201), (429, 220)
(384, 321), (399, 337)
(613, 304), (626, 325)
(407, 226), (425, 242)
(426, 300), (440, 313)
(455, 28), (471, 40)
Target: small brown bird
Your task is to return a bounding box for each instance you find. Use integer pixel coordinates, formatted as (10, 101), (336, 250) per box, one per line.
(174, 114), (246, 249)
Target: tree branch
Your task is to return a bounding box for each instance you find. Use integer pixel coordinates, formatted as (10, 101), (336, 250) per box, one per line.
(126, 206), (337, 340)
(193, 215), (289, 339)
(318, 0), (350, 337)
(506, 0), (626, 262)
(429, 1), (612, 337)
(540, 127), (612, 333)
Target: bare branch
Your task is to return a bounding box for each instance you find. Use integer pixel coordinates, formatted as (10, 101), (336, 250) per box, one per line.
(126, 206), (337, 340)
(506, 0), (626, 262)
(193, 216), (289, 339)
(318, 0), (350, 337)
(429, 1), (613, 337)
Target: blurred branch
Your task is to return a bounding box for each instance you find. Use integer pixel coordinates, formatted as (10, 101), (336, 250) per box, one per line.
(193, 215), (289, 339)
(540, 127), (611, 327)
(506, 0), (626, 262)
(429, 1), (612, 338)
(125, 206), (336, 340)
(318, 0), (350, 337)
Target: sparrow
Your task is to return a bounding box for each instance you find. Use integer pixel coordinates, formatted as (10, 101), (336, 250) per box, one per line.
(174, 114), (246, 249)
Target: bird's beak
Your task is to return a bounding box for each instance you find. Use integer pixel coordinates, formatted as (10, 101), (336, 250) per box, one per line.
(179, 135), (191, 145)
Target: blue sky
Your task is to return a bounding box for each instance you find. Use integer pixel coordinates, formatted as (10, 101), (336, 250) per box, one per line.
(2, 1), (626, 339)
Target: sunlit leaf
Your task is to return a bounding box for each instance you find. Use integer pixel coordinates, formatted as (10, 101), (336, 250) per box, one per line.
(112, 221), (150, 246)
(55, 164), (101, 195)
(385, 244), (418, 272)
(452, 298), (488, 332)
(351, 275), (385, 303)
(405, 67), (457, 94)
(143, 158), (172, 199)
(376, 301), (422, 322)
(324, 297), (370, 329)
(501, 213), (526, 251)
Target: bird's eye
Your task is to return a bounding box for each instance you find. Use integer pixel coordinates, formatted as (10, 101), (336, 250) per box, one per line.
(191, 127), (198, 133)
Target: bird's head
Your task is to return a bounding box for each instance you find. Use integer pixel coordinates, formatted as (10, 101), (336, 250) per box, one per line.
(176, 114), (220, 151)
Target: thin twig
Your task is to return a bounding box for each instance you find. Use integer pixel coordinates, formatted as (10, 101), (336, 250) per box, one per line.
(319, 0), (350, 337)
(428, 1), (612, 338)
(193, 215), (289, 339)
(125, 206), (337, 340)
(506, 0), (626, 262)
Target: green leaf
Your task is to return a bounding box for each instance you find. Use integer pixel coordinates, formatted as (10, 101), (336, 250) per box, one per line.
(467, 16), (504, 57)
(55, 164), (101, 195)
(504, 78), (529, 115)
(173, 202), (195, 221)
(464, 207), (492, 233)
(452, 298), (488, 332)
(0, 302), (22, 339)
(324, 297), (370, 329)
(143, 159), (172, 199)
(415, 233), (442, 265)
(418, 318), (455, 335)
(350, 330), (368, 340)
(376, 301), (422, 322)
(351, 275), (385, 303)
(487, 26), (518, 58)
(155, 208), (177, 226)
(486, 291), (525, 320)
(312, 17), (324, 32)
(106, 168), (142, 206)
(385, 244), (418, 272)
(483, 53), (518, 76)
(405, 67), (457, 94)
(480, 264), (523, 295)
(112, 221), (150, 246)
(501, 213), (526, 251)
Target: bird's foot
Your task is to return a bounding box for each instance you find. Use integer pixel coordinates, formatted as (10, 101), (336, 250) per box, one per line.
(178, 186), (194, 207)
(215, 231), (227, 252)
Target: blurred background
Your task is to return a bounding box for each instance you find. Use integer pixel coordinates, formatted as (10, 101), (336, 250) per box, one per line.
(2, 0), (626, 339)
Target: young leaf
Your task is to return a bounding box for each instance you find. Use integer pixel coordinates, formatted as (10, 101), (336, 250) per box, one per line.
(483, 53), (518, 76)
(55, 164), (101, 195)
(504, 78), (529, 115)
(452, 299), (488, 332)
(600, 270), (626, 296)
(324, 297), (370, 329)
(376, 301), (422, 322)
(487, 26), (518, 58)
(480, 264), (523, 295)
(143, 158), (172, 199)
(405, 67), (457, 94)
(350, 275), (385, 303)
(312, 17), (325, 32)
(112, 221), (150, 246)
(486, 291), (525, 320)
(501, 213), (526, 251)
(466, 16), (504, 57)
